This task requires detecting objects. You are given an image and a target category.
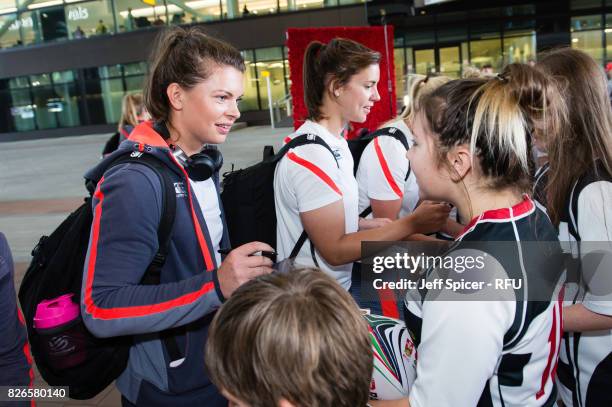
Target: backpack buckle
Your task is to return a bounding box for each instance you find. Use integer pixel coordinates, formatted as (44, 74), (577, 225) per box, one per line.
(152, 253), (166, 266)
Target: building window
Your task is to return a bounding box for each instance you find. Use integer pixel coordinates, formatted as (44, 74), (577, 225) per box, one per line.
(241, 49), (259, 111)
(254, 47), (286, 110)
(503, 31), (536, 65)
(572, 29), (604, 64)
(66, 1), (114, 39)
(469, 37), (502, 71)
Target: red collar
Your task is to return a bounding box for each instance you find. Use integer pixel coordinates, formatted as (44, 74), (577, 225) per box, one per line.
(127, 121), (169, 148)
(457, 195), (535, 239)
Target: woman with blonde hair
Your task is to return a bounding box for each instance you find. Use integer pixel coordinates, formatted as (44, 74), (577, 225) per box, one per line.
(102, 93), (150, 156)
(118, 93), (149, 141)
(356, 74), (451, 221)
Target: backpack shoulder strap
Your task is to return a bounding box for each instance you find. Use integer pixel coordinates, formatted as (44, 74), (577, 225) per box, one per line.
(103, 153), (177, 283)
(276, 134), (339, 168)
(369, 127), (410, 151)
(279, 134), (338, 260)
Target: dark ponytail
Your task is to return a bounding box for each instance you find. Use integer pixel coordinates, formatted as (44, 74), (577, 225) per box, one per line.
(303, 41), (326, 122)
(302, 38), (381, 121)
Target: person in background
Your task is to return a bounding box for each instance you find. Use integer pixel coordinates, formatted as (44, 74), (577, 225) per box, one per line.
(95, 20), (108, 35)
(356, 74), (451, 221)
(537, 47), (612, 407)
(102, 93), (150, 157)
(73, 26), (85, 39)
(206, 268), (373, 407)
(0, 233), (33, 407)
(125, 8), (135, 31)
(118, 93), (149, 143)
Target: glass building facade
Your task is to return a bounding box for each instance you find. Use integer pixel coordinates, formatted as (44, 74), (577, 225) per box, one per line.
(0, 44), (290, 132)
(0, 0), (364, 48)
(2, 0), (612, 137)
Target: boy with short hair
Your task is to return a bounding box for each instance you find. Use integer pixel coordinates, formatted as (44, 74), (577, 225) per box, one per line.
(206, 269), (373, 407)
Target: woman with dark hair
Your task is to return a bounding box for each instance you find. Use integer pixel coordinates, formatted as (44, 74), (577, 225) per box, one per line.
(372, 64), (567, 406)
(81, 27), (274, 406)
(274, 38), (450, 295)
(537, 48), (612, 407)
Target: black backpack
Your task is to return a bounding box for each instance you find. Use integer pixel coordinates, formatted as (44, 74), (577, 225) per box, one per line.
(221, 134), (337, 258)
(348, 126), (411, 217)
(348, 126), (411, 176)
(18, 153), (176, 400)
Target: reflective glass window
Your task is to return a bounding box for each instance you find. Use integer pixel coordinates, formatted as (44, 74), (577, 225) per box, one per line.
(572, 29), (604, 64)
(0, 0), (16, 12)
(236, 0), (288, 18)
(13, 11), (40, 45)
(606, 29), (612, 62)
(66, 0), (114, 39)
(0, 13), (21, 48)
(294, 0), (325, 12)
(571, 15), (603, 31)
(503, 31), (536, 65)
(394, 47), (406, 97)
(9, 88), (36, 131)
(51, 70), (80, 127)
(241, 49), (259, 111)
(113, 0), (169, 32)
(167, 0), (221, 24)
(30, 74), (58, 129)
(38, 5), (69, 42)
(98, 65), (124, 124)
(254, 47), (285, 110)
(470, 37), (502, 72)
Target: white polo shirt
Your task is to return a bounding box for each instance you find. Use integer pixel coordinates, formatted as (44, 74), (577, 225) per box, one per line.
(356, 120), (419, 218)
(190, 178), (223, 267)
(274, 120), (359, 289)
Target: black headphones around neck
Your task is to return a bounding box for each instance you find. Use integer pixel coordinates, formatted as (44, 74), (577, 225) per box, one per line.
(154, 121), (223, 182)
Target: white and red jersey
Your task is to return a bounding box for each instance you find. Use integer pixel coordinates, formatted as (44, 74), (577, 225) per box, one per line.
(556, 162), (612, 407)
(356, 120), (419, 218)
(404, 196), (564, 407)
(274, 120), (359, 289)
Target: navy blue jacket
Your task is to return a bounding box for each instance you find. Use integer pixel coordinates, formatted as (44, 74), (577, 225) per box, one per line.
(0, 232), (32, 404)
(81, 122), (228, 406)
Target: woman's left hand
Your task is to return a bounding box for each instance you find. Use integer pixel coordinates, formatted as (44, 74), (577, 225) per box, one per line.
(359, 217), (392, 230)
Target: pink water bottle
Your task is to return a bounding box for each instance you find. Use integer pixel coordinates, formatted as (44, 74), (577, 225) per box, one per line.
(34, 294), (87, 369)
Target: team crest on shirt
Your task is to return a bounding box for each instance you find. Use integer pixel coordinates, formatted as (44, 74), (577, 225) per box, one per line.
(174, 182), (187, 198)
(333, 149), (342, 160)
(369, 378), (378, 399)
(404, 340), (414, 358)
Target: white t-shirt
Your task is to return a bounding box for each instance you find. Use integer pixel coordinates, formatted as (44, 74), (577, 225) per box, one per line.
(356, 120), (419, 218)
(274, 120), (359, 289)
(557, 174), (612, 407)
(190, 178), (223, 266)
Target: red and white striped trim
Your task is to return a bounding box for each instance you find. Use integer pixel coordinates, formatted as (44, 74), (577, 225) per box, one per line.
(287, 151), (343, 196)
(456, 195), (536, 241)
(374, 137), (403, 199)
